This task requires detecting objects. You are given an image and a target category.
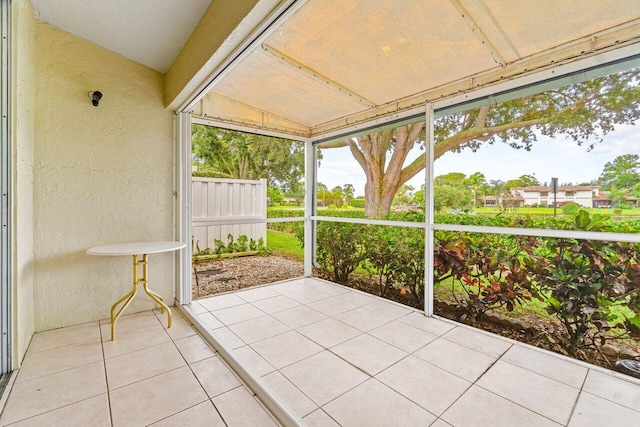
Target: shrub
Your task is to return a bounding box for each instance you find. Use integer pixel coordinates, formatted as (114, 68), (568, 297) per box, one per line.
(562, 202), (580, 215)
(315, 222), (368, 283)
(527, 210), (640, 358)
(350, 199), (365, 208)
(435, 231), (538, 322)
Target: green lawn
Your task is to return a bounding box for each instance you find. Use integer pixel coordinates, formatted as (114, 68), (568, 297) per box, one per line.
(266, 230), (303, 261)
(267, 204), (304, 210)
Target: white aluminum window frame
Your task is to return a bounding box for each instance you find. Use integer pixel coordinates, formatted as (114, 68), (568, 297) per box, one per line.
(306, 51), (640, 316)
(1, 0), (11, 377)
(176, 44), (640, 314)
(174, 116), (312, 305)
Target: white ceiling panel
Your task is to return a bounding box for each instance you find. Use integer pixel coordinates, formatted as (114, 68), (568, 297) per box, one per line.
(213, 48), (366, 126)
(30, 0), (211, 73)
(265, 0), (498, 106)
(468, 0), (640, 59)
(194, 0), (640, 137)
(38, 0), (637, 136)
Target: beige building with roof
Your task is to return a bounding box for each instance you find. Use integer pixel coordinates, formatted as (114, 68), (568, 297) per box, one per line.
(510, 185), (600, 208)
(507, 185), (638, 208)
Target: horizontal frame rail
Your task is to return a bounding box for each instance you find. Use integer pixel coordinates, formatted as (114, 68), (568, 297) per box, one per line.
(311, 215), (426, 229)
(307, 216), (640, 243)
(434, 223), (640, 243)
(193, 217), (304, 227)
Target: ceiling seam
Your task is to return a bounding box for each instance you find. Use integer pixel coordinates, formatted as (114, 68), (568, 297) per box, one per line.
(261, 43), (376, 108)
(178, 0), (310, 113)
(449, 0), (507, 66)
(476, 0), (521, 59)
(196, 91), (312, 134)
(310, 25), (640, 136)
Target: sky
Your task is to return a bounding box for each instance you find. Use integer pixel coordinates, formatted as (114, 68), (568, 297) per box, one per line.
(317, 124), (640, 197)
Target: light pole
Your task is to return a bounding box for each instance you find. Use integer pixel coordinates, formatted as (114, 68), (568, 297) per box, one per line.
(551, 177), (558, 216)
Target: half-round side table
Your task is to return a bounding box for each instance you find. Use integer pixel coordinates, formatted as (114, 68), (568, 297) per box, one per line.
(87, 241), (186, 340)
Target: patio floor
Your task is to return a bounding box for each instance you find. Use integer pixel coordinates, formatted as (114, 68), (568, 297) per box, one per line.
(191, 277), (640, 427)
(1, 277), (639, 426)
(0, 309), (278, 426)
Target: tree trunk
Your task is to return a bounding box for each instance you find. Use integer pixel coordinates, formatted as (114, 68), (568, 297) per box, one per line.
(352, 123), (424, 218)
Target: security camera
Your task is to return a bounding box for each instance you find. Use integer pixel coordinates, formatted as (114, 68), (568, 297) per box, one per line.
(89, 91), (102, 107)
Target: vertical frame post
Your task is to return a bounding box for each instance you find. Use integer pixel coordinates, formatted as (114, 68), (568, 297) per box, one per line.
(303, 140), (314, 277)
(0, 0), (11, 375)
(174, 112), (192, 305)
(424, 104), (435, 316)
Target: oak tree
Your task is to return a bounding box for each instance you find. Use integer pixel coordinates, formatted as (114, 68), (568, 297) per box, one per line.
(329, 69), (640, 218)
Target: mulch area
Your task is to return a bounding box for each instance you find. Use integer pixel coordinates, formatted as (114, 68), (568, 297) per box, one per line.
(192, 255), (303, 298)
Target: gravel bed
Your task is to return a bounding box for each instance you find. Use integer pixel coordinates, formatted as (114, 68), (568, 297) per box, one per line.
(192, 255), (304, 298)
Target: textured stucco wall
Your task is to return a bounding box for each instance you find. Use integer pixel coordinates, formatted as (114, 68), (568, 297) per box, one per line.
(11, 0), (36, 366)
(33, 23), (174, 331)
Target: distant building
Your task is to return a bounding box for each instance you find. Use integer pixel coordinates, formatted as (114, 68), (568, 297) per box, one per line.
(509, 185), (598, 208)
(481, 185), (640, 208)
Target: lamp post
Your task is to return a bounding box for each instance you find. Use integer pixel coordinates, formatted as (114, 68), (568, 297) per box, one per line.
(551, 177), (558, 216)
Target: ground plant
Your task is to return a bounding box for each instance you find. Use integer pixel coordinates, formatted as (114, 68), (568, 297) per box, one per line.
(193, 234), (271, 258)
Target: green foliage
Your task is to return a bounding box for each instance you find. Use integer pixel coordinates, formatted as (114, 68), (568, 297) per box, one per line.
(505, 174), (540, 190)
(315, 222), (368, 283)
(350, 199), (365, 208)
(266, 208), (304, 234)
(599, 154), (640, 190)
(193, 234), (270, 257)
(435, 232), (538, 322)
(191, 125), (305, 193)
(364, 225), (425, 301)
(304, 208), (640, 360)
(434, 185), (474, 213)
(562, 202), (580, 215)
(267, 186), (284, 204)
(525, 210), (640, 355)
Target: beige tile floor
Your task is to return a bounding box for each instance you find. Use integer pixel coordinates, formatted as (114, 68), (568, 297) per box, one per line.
(192, 278), (640, 427)
(0, 309), (278, 426)
(2, 277), (639, 426)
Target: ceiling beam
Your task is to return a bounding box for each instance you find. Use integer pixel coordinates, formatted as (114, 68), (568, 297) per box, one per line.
(261, 43), (377, 108)
(192, 91), (311, 137)
(449, 0), (507, 66)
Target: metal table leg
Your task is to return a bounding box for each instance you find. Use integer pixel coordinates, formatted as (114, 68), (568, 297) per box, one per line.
(110, 254), (172, 340)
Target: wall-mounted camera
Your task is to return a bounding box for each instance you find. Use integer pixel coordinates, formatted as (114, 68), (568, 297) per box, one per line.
(88, 91), (102, 107)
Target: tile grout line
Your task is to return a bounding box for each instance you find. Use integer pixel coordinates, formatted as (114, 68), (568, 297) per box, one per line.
(425, 342), (514, 423)
(468, 342), (511, 384)
(183, 311), (292, 425)
(0, 393), (107, 426)
(121, 311), (226, 426)
(234, 288), (434, 419)
(470, 352), (575, 426)
(565, 370), (590, 426)
(198, 280), (640, 426)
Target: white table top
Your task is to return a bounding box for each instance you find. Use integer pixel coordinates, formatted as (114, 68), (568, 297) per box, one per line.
(87, 241), (186, 256)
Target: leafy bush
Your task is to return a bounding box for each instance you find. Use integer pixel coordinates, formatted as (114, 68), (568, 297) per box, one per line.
(436, 232), (538, 322)
(527, 210), (640, 356)
(315, 222), (368, 283)
(562, 202), (580, 215)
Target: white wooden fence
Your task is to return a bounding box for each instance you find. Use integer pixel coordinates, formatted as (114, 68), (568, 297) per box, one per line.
(192, 177), (267, 252)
